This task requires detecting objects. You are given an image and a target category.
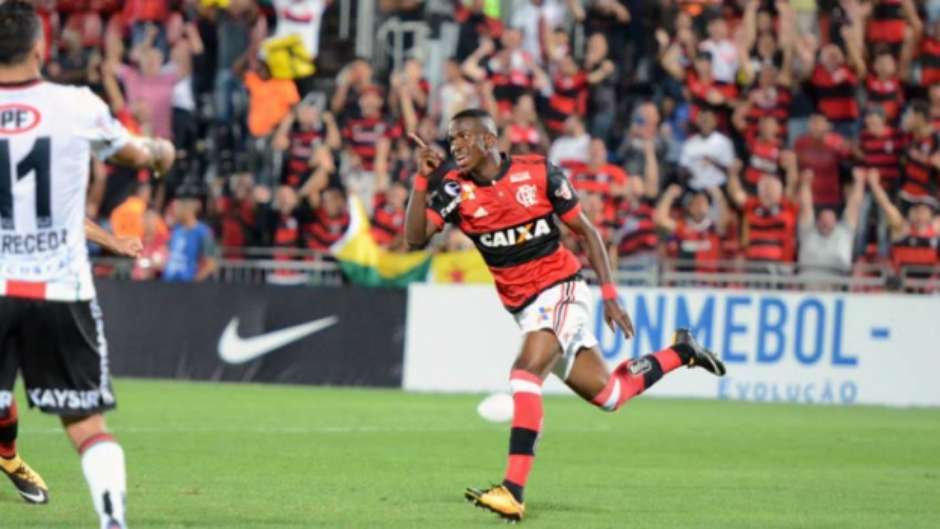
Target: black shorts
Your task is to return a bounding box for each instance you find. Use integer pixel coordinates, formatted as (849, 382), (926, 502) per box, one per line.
(0, 297), (117, 416)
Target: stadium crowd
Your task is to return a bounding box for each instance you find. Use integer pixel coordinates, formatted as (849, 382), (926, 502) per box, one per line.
(38, 0), (940, 284)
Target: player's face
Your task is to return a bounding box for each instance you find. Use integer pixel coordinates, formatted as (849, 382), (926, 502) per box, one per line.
(448, 118), (494, 172)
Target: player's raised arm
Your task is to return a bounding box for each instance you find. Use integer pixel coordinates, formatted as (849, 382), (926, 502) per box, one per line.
(107, 137), (176, 177)
(549, 165), (635, 338)
(404, 133), (444, 249)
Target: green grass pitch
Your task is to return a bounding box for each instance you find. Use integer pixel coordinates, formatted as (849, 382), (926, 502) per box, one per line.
(3, 379), (939, 528)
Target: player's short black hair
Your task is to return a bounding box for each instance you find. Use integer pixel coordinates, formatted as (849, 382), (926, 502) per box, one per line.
(0, 1), (42, 66)
(450, 108), (493, 123)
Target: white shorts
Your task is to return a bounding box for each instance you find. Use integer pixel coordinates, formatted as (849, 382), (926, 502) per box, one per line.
(513, 279), (599, 380)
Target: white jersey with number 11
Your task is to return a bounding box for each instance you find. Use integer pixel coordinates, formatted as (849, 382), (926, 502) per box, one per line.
(0, 80), (130, 302)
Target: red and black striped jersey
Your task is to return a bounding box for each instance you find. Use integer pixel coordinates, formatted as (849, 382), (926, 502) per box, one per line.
(866, 0), (906, 46)
(570, 163), (628, 197)
(301, 206), (350, 252)
(743, 138), (783, 193)
(865, 75), (904, 123)
(673, 217), (722, 271)
(283, 123), (325, 187)
(921, 37), (940, 88)
(686, 70), (738, 130)
(742, 85), (791, 144)
(810, 65), (859, 122)
(426, 155), (582, 311)
(506, 123), (542, 154)
(901, 131), (940, 202)
(613, 198), (658, 258)
(891, 227), (939, 271)
(743, 198), (799, 262)
(341, 117), (401, 171)
(485, 51), (534, 115)
(858, 127), (905, 187)
(370, 193), (405, 248)
(544, 71), (589, 133)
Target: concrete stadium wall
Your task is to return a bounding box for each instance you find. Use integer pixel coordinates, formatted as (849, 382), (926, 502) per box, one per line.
(403, 284), (940, 407)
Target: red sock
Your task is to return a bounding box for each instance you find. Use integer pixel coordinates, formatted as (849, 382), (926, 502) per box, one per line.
(591, 346), (687, 412)
(503, 369), (543, 502)
(0, 398), (18, 459)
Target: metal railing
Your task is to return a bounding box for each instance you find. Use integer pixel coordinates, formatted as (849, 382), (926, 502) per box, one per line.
(91, 247), (940, 294)
(373, 19), (431, 73)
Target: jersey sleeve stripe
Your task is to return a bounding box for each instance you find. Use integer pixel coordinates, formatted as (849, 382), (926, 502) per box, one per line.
(427, 209), (444, 228)
(559, 203), (582, 224)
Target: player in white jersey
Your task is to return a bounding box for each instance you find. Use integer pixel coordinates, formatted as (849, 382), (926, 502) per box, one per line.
(0, 3), (174, 528)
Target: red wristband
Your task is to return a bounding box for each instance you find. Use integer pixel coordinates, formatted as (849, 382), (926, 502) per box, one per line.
(413, 175), (428, 192)
(601, 283), (617, 301)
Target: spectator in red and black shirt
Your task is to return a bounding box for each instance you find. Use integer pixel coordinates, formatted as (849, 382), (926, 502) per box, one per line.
(570, 139), (628, 220)
(738, 116), (798, 196)
(864, 49), (905, 125)
(462, 29), (542, 119)
(917, 20), (940, 90)
(734, 65), (792, 146)
(855, 105), (904, 194)
(500, 94), (549, 155)
(794, 113), (852, 209)
(654, 184), (728, 272)
(662, 49), (738, 132)
(900, 100), (940, 207)
(807, 43), (863, 138)
(728, 172), (799, 265)
(300, 184), (350, 253)
(341, 85), (401, 173)
(610, 140), (661, 266)
(371, 180), (408, 250)
(272, 97), (341, 188)
(866, 0), (921, 56)
(543, 54), (590, 136)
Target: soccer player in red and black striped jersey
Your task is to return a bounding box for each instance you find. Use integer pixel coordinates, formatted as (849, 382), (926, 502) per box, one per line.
(404, 109), (726, 522)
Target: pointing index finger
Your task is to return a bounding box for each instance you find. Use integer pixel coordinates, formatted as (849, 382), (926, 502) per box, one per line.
(408, 133), (428, 149)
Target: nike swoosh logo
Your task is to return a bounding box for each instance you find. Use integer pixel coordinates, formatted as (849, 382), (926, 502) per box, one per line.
(217, 316), (339, 364)
(19, 489), (47, 503)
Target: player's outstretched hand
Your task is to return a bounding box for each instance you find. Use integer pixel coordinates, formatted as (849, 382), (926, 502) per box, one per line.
(150, 138), (176, 177)
(409, 133), (443, 178)
(113, 236), (143, 259)
(603, 299), (635, 339)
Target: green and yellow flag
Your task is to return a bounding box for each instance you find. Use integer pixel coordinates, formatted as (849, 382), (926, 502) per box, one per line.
(330, 197), (431, 286)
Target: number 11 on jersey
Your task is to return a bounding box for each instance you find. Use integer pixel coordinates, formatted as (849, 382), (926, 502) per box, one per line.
(0, 136), (52, 230)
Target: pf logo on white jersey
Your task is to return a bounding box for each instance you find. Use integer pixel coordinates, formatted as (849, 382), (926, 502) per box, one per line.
(0, 104), (41, 134)
(515, 184), (538, 208)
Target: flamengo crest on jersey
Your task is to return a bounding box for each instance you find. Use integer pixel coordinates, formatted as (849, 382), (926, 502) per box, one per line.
(0, 82), (130, 301)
